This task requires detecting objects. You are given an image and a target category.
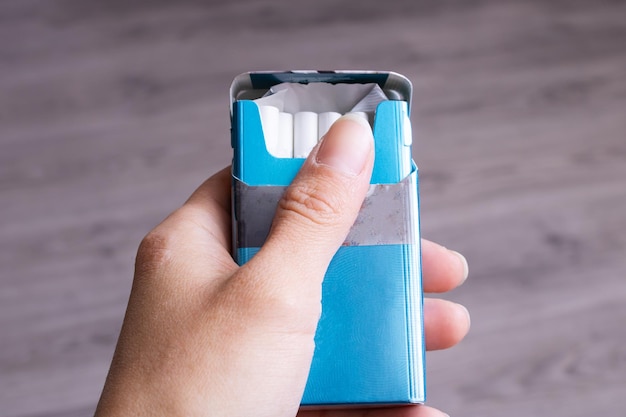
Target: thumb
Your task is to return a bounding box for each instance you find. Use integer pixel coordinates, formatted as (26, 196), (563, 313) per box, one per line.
(248, 114), (374, 293)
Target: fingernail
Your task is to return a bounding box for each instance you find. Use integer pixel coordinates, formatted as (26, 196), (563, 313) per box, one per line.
(450, 250), (469, 284)
(316, 114), (373, 175)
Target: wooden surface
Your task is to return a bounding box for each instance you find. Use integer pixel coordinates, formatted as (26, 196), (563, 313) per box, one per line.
(1, 0), (625, 416)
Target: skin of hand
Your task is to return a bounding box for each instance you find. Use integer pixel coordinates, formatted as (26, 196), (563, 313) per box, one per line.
(95, 115), (470, 417)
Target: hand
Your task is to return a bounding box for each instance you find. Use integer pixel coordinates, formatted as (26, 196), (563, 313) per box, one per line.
(95, 115), (470, 417)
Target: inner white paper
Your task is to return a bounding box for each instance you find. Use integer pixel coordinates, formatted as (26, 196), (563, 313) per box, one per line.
(254, 82), (388, 114)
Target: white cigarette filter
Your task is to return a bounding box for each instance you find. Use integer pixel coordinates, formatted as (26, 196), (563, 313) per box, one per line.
(294, 111), (319, 158)
(277, 112), (294, 158)
(259, 105), (280, 157)
(317, 111), (342, 141)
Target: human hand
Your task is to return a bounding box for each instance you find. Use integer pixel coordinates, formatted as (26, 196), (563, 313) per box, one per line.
(95, 115), (470, 417)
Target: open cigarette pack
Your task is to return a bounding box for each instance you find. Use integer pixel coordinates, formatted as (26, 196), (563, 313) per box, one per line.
(230, 71), (425, 406)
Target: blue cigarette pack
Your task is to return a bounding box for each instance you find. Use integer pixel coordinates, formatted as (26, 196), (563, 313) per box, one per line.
(230, 71), (425, 406)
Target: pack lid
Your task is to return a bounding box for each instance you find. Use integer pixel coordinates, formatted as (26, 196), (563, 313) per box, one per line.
(230, 70), (413, 115)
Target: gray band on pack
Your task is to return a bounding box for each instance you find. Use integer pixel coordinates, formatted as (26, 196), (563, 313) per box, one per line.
(233, 171), (419, 248)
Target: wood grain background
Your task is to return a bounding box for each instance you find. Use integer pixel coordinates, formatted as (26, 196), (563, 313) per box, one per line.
(1, 0), (625, 416)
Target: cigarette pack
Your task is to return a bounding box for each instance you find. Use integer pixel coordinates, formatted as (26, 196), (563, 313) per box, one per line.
(230, 71), (425, 406)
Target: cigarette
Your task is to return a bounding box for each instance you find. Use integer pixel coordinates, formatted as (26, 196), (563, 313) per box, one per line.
(277, 112), (294, 158)
(259, 105), (280, 157)
(294, 111), (319, 158)
(318, 111), (342, 141)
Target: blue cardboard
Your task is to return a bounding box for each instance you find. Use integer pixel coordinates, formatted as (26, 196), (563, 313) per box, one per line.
(230, 71), (425, 406)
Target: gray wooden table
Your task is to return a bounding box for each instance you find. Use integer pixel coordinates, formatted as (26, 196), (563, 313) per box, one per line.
(1, 0), (625, 416)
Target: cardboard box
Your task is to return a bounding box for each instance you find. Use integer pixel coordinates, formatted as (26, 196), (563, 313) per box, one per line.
(230, 71), (425, 406)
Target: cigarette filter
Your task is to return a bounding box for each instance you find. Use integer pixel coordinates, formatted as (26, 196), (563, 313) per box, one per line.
(318, 111), (342, 141)
(259, 105), (280, 157)
(294, 111), (319, 158)
(277, 112), (294, 158)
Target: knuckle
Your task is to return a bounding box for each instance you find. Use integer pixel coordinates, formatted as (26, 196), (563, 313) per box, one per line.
(136, 229), (175, 271)
(278, 182), (342, 226)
